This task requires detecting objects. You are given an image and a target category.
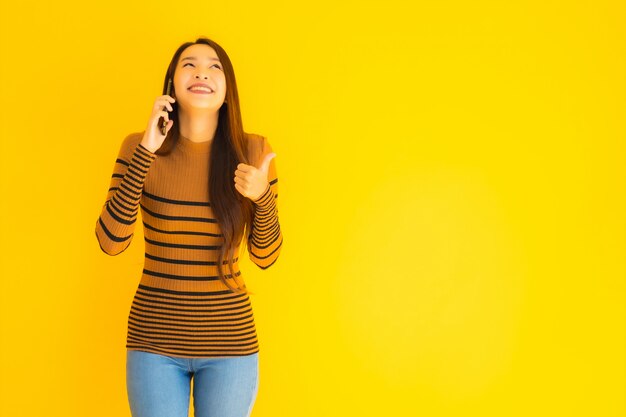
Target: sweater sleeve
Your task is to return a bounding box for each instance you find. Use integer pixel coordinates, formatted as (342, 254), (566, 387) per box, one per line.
(248, 136), (283, 269)
(95, 133), (157, 255)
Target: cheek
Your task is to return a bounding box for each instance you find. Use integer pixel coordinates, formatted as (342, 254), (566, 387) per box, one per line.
(173, 76), (184, 94)
(217, 74), (227, 88)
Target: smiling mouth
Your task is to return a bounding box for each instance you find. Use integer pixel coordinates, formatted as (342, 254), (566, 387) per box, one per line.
(188, 86), (214, 94)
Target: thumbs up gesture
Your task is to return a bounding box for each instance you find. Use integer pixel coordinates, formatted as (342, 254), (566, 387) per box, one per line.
(234, 152), (276, 201)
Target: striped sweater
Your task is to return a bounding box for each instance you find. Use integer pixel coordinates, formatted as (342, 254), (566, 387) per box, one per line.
(95, 131), (282, 358)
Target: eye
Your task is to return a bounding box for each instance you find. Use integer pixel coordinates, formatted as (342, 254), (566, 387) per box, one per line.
(182, 63), (221, 69)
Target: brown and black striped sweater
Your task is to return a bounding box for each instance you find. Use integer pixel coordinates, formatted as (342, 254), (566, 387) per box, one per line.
(95, 131), (282, 358)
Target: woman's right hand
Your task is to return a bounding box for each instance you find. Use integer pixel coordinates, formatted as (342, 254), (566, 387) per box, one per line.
(140, 95), (176, 153)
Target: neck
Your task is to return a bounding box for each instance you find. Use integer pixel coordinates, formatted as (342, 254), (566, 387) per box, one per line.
(177, 108), (219, 143)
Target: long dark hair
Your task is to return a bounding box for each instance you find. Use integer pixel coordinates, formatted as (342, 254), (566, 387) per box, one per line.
(154, 37), (254, 294)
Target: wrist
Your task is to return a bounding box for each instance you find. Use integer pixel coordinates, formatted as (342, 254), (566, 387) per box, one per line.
(139, 140), (158, 154)
(252, 183), (274, 210)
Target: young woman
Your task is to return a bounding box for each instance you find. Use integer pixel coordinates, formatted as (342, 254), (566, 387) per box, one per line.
(95, 37), (282, 417)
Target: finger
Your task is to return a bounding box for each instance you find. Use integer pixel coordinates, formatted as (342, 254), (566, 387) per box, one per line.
(259, 153), (276, 173)
(234, 182), (247, 196)
(165, 119), (174, 134)
(156, 98), (173, 110)
(156, 98), (173, 111)
(234, 169), (251, 178)
(237, 163), (253, 172)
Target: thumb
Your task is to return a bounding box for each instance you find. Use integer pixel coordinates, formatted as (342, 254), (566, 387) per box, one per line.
(258, 152), (276, 174)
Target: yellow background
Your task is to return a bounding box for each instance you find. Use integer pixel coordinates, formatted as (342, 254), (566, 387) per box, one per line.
(1, 0), (624, 416)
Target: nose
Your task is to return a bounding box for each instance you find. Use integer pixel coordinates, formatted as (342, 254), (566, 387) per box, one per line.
(195, 73), (208, 80)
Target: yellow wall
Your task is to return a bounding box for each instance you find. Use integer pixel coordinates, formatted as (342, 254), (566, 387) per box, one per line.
(1, 1), (624, 416)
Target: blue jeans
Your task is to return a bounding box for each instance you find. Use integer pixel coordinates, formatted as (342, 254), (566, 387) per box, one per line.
(126, 349), (259, 417)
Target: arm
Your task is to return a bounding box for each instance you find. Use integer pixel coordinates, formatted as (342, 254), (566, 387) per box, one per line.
(95, 133), (157, 255)
(248, 137), (283, 269)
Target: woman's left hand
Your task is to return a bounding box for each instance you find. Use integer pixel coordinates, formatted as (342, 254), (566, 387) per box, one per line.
(234, 152), (276, 201)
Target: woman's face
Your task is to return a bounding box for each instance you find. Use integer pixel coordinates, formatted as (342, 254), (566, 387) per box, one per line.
(173, 44), (227, 112)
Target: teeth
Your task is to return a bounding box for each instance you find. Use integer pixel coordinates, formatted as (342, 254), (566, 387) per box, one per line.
(190, 86), (213, 92)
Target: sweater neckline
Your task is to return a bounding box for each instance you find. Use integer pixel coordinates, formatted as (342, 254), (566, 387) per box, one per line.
(178, 133), (212, 154)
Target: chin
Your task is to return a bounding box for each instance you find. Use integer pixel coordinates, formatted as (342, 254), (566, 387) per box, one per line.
(196, 99), (223, 108)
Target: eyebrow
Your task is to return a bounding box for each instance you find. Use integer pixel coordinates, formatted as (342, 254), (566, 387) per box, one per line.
(180, 56), (221, 63)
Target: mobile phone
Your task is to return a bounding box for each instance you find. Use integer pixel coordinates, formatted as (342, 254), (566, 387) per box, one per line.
(160, 78), (173, 136)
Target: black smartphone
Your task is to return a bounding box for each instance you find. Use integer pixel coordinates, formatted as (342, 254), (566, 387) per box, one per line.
(160, 78), (173, 136)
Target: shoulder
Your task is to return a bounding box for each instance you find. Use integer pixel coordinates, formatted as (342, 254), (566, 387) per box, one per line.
(117, 131), (144, 161)
(245, 132), (270, 164)
(123, 131), (144, 149)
